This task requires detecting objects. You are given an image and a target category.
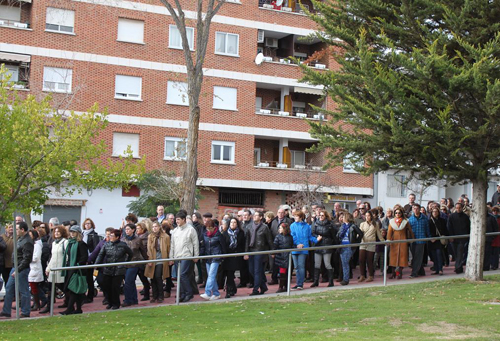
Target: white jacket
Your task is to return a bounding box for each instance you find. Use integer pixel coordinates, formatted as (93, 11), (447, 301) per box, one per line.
(29, 240), (44, 282)
(46, 238), (68, 283)
(170, 223), (199, 259)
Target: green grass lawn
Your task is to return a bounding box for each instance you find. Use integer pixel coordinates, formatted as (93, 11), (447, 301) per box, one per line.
(1, 275), (500, 340)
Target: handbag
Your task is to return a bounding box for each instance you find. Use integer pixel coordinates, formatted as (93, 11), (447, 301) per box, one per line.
(68, 270), (88, 294)
(432, 217), (448, 246)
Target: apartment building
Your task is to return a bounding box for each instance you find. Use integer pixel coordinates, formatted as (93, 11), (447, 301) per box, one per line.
(1, 0), (373, 231)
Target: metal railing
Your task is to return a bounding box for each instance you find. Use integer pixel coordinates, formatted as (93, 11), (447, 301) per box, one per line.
(46, 231), (500, 317)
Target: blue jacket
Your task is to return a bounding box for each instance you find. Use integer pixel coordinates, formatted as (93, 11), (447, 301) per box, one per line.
(408, 214), (430, 244)
(290, 221), (317, 254)
(200, 230), (227, 263)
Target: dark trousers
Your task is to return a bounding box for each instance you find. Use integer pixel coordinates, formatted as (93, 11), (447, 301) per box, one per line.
(151, 264), (164, 300)
(453, 241), (466, 272)
(137, 268), (150, 296)
(1, 267), (11, 286)
(95, 269), (108, 301)
(66, 291), (84, 313)
(102, 275), (124, 308)
(248, 254), (267, 294)
(224, 270), (236, 294)
(179, 260), (194, 299)
(410, 243), (426, 277)
(491, 247), (500, 269)
(483, 242), (493, 271)
(46, 282), (64, 307)
(239, 259), (252, 285)
(359, 249), (375, 277)
(85, 269), (95, 301)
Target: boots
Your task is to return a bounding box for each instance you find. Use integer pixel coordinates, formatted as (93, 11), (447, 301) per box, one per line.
(276, 279), (287, 293)
(358, 276), (366, 283)
(327, 269), (334, 287)
(40, 294), (52, 314)
(31, 293), (40, 311)
(366, 276), (374, 283)
(310, 269), (320, 288)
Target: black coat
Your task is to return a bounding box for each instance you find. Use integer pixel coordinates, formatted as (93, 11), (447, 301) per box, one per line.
(0, 236), (6, 268)
(245, 222), (273, 252)
(311, 219), (337, 254)
(15, 233), (34, 273)
(337, 223), (364, 245)
(200, 230), (227, 264)
(447, 212), (470, 237)
(222, 228), (245, 271)
(270, 216), (293, 240)
(84, 230), (101, 254)
(273, 234), (294, 269)
(486, 214), (498, 243)
(428, 216), (447, 251)
(95, 240), (133, 276)
(63, 241), (89, 292)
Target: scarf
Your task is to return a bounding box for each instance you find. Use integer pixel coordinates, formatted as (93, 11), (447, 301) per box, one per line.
(62, 238), (78, 276)
(54, 238), (63, 244)
(151, 230), (162, 251)
(82, 228), (94, 244)
(227, 227), (239, 249)
(339, 223), (350, 240)
(249, 222), (263, 248)
(125, 233), (135, 241)
(389, 218), (407, 231)
(206, 228), (218, 238)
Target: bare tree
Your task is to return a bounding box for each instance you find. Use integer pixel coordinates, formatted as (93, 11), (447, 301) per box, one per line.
(288, 165), (333, 211)
(159, 0), (225, 214)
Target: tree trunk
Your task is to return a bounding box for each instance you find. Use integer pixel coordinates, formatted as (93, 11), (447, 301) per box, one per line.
(180, 105), (200, 215)
(465, 178), (487, 281)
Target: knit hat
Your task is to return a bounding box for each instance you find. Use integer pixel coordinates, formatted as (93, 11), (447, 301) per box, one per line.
(69, 225), (82, 234)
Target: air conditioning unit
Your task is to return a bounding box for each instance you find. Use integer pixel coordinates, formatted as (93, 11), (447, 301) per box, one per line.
(265, 38), (278, 48)
(296, 113), (307, 118)
(257, 30), (265, 43)
(314, 63), (326, 69)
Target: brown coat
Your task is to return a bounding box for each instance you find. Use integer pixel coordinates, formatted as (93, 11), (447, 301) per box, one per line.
(387, 219), (414, 267)
(1, 233), (14, 268)
(144, 231), (170, 280)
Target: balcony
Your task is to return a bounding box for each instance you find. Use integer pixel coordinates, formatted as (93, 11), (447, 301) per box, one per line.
(254, 138), (324, 172)
(255, 84), (325, 120)
(0, 0), (32, 30)
(0, 52), (31, 90)
(258, 0), (317, 15)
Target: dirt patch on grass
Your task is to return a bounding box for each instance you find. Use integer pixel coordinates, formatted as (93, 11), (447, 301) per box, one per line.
(416, 321), (495, 339)
(388, 318), (404, 327)
(359, 317), (378, 325)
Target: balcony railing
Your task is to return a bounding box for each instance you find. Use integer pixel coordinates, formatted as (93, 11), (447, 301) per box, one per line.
(254, 160), (323, 171)
(256, 108), (324, 120)
(0, 19), (29, 29)
(258, 0), (310, 15)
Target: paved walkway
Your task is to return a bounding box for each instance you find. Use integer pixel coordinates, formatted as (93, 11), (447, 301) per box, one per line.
(2, 263), (496, 320)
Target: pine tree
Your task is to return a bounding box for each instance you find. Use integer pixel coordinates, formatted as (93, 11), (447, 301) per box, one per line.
(303, 0), (500, 281)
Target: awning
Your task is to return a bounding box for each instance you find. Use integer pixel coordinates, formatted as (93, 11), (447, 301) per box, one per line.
(17, 0), (32, 3)
(294, 86), (323, 95)
(0, 52), (31, 63)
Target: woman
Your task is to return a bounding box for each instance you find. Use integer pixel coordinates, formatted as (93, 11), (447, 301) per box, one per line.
(337, 212), (363, 286)
(290, 211), (320, 290)
(200, 219), (227, 300)
(311, 210), (336, 287)
(381, 208), (393, 230)
(28, 230), (46, 311)
(264, 211), (275, 226)
(387, 208), (414, 279)
(40, 226), (68, 314)
(82, 218), (101, 303)
(123, 223), (146, 307)
(136, 222), (151, 301)
(145, 222), (171, 303)
(358, 211), (384, 283)
(273, 223), (294, 293)
(96, 229), (133, 310)
(429, 207), (447, 275)
(61, 225), (89, 315)
(222, 217), (245, 298)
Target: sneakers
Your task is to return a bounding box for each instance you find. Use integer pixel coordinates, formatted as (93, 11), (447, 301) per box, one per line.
(200, 293), (210, 300)
(209, 295), (220, 301)
(291, 285), (303, 290)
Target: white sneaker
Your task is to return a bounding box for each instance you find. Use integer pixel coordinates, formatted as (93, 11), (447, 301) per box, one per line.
(209, 295), (220, 300)
(200, 293), (210, 300)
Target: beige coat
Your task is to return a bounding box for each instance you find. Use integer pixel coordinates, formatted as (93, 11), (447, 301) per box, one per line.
(359, 221), (385, 252)
(145, 231), (170, 280)
(387, 219), (414, 267)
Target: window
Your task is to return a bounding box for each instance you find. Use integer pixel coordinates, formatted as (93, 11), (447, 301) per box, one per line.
(43, 67), (72, 93)
(219, 189), (264, 206)
(169, 25), (194, 50)
(291, 150), (306, 167)
(211, 141), (235, 164)
(213, 86), (237, 111)
(115, 75), (142, 100)
(0, 4), (21, 23)
(343, 152), (363, 172)
(46, 7), (75, 34)
(117, 18), (144, 44)
(122, 185), (140, 197)
(387, 174), (407, 197)
(164, 137), (186, 160)
(112, 132), (139, 158)
(215, 32), (239, 56)
(1, 65), (19, 83)
(255, 97), (262, 112)
(166, 81), (188, 106)
(254, 148), (261, 165)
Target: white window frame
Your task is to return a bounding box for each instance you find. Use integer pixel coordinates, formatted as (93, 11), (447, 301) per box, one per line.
(117, 18), (145, 44)
(387, 174), (407, 198)
(112, 132), (140, 158)
(211, 141), (235, 164)
(215, 32), (239, 57)
(42, 67), (72, 93)
(45, 7), (75, 34)
(168, 25), (194, 51)
(166, 81), (189, 106)
(115, 75), (142, 101)
(164, 137), (187, 160)
(213, 86), (237, 111)
(343, 152), (363, 173)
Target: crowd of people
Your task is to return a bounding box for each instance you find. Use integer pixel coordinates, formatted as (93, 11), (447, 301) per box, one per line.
(0, 187), (499, 318)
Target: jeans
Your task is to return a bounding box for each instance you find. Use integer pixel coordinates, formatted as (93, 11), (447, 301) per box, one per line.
(124, 267), (139, 304)
(430, 247), (443, 272)
(2, 268), (31, 316)
(292, 254), (307, 287)
(180, 260), (194, 299)
(314, 253), (333, 270)
(248, 254), (267, 293)
(205, 262), (220, 297)
(339, 247), (353, 283)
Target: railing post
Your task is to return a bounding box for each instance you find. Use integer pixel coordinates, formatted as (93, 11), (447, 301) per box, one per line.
(50, 278), (56, 317)
(383, 243), (388, 287)
(287, 253), (292, 297)
(176, 262), (181, 306)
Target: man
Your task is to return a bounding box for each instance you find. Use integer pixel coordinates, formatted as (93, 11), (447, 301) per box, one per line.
(239, 210), (254, 288)
(491, 206), (500, 270)
(0, 222), (34, 318)
(237, 210), (244, 222)
(0, 224), (14, 286)
(483, 209), (498, 271)
(492, 184), (500, 206)
(269, 208), (293, 284)
(447, 203), (470, 274)
(404, 193), (416, 217)
(156, 205), (166, 224)
(408, 204), (430, 279)
(166, 213), (176, 228)
(331, 202), (342, 222)
(356, 200), (363, 209)
(169, 211), (199, 303)
(15, 216), (23, 224)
